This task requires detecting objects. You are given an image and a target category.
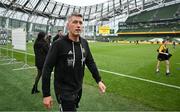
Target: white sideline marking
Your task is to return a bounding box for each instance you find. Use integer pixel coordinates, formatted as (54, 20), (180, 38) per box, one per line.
(99, 69), (180, 90)
(13, 66), (36, 71)
(0, 47), (34, 56)
(1, 47), (180, 90)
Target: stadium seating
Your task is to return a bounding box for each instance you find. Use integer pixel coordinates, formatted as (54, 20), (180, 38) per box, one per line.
(117, 3), (180, 36)
(126, 3), (180, 22)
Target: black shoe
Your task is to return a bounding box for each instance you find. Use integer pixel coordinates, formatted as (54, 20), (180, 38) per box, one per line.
(31, 85), (40, 94)
(31, 85), (35, 94)
(34, 89), (40, 93)
(166, 72), (170, 76)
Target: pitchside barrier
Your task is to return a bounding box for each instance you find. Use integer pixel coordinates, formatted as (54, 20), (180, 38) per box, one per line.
(0, 28), (11, 61)
(0, 28), (35, 70)
(12, 28), (35, 70)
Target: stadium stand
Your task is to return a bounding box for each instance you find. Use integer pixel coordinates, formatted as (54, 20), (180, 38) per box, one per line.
(117, 3), (180, 38)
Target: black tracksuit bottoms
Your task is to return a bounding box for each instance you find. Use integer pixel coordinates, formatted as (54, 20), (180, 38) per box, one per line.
(60, 99), (77, 111)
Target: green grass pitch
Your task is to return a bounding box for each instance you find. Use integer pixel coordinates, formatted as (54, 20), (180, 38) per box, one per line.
(0, 42), (180, 111)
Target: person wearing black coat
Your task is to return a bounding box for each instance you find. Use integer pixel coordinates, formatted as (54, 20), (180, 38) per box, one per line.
(42, 12), (106, 111)
(46, 33), (52, 46)
(53, 30), (63, 42)
(31, 32), (49, 94)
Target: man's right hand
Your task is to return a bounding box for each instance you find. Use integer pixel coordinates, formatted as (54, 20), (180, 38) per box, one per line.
(43, 96), (53, 109)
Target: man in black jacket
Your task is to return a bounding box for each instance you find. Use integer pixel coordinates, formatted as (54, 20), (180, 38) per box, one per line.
(42, 12), (106, 111)
(53, 30), (63, 42)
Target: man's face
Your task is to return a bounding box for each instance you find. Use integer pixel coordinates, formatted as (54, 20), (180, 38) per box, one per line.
(67, 16), (83, 37)
(165, 41), (168, 44)
(58, 31), (63, 36)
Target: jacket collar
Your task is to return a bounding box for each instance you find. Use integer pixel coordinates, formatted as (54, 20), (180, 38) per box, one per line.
(64, 34), (82, 43)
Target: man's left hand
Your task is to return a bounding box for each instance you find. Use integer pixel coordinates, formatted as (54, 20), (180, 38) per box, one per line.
(98, 81), (106, 94)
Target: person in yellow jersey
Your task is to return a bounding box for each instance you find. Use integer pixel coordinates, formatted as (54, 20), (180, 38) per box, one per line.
(156, 40), (172, 76)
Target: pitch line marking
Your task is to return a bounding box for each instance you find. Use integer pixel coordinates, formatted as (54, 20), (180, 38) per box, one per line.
(1, 47), (180, 90)
(99, 69), (180, 90)
(0, 47), (34, 56)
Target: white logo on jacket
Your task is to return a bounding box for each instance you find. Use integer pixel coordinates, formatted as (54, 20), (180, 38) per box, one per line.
(67, 50), (74, 67)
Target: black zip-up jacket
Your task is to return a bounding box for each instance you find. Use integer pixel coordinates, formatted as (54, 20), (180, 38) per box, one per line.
(34, 40), (49, 70)
(42, 35), (101, 101)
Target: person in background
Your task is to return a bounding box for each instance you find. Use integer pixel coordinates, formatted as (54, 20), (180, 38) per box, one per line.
(53, 30), (63, 42)
(156, 40), (172, 76)
(42, 12), (106, 111)
(46, 33), (52, 46)
(172, 41), (176, 49)
(31, 32), (49, 94)
(136, 40), (139, 45)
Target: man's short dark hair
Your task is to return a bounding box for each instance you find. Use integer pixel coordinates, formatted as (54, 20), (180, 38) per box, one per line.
(67, 12), (83, 21)
(162, 40), (167, 44)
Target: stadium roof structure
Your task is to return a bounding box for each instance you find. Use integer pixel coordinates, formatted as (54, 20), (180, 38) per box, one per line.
(54, 0), (110, 6)
(0, 0), (179, 26)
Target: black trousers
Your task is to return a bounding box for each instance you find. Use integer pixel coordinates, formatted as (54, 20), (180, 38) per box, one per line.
(60, 99), (77, 112)
(34, 68), (42, 86)
(58, 89), (82, 112)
